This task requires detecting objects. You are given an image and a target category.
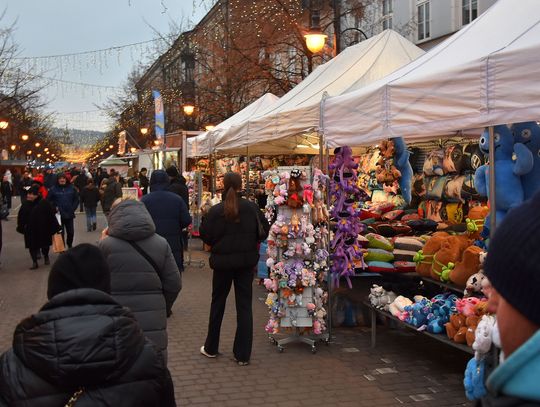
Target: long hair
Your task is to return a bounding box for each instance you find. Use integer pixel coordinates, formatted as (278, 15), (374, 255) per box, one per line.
(223, 172), (242, 222)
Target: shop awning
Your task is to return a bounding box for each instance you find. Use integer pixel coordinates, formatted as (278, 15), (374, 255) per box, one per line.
(323, 0), (540, 146)
(186, 93), (279, 157)
(215, 29), (425, 154)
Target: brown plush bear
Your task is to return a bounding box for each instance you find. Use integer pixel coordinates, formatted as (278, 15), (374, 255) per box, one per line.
(465, 301), (488, 346)
(449, 245), (483, 288)
(466, 205), (490, 239)
(376, 140), (402, 185)
(415, 232), (450, 277)
(430, 235), (471, 282)
(445, 313), (467, 343)
(287, 177), (303, 209)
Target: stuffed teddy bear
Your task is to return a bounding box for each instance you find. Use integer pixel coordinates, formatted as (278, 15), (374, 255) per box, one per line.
(392, 137), (413, 205)
(475, 125), (533, 225)
(287, 169), (304, 208)
(414, 232), (450, 277)
(466, 205), (490, 239)
(449, 245), (483, 288)
(368, 285), (397, 311)
(376, 140), (402, 185)
(512, 121), (540, 200)
(430, 235), (471, 282)
(445, 313), (468, 343)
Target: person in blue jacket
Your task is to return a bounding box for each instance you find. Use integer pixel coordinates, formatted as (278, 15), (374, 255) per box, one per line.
(480, 192), (540, 406)
(141, 170), (191, 299)
(47, 173), (79, 249)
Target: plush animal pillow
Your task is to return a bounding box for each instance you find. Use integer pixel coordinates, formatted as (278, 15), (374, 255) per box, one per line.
(365, 233), (393, 251)
(431, 235), (471, 282)
(365, 248), (394, 262)
(441, 202), (464, 225)
(511, 121), (540, 200)
(394, 261), (417, 273)
(425, 200), (444, 223)
(443, 144), (464, 174)
(367, 261), (395, 273)
(393, 249), (417, 262)
(414, 231), (450, 277)
(449, 245), (483, 288)
(425, 176), (448, 201)
(444, 176), (465, 203)
(394, 237), (424, 252)
(423, 150), (445, 176)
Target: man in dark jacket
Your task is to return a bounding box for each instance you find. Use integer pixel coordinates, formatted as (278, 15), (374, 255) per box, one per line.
(73, 167), (88, 212)
(142, 170), (191, 274)
(477, 194), (540, 406)
(19, 171), (33, 203)
(101, 171), (122, 216)
(80, 179), (100, 231)
(0, 244), (176, 406)
(166, 166), (189, 205)
(139, 167), (150, 195)
(43, 168), (57, 190)
(47, 173), (79, 249)
(16, 185), (59, 269)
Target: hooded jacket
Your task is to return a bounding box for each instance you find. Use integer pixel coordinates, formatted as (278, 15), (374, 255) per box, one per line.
(479, 331), (540, 406)
(80, 183), (100, 208)
(141, 170), (191, 271)
(0, 288), (175, 406)
(47, 176), (79, 218)
(101, 177), (122, 213)
(98, 200), (181, 351)
(17, 196), (59, 249)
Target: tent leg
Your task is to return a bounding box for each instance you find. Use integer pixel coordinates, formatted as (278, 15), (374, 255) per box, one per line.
(488, 126), (497, 235)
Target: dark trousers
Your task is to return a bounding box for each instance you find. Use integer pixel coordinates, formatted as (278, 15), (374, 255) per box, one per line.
(204, 268), (254, 362)
(60, 217), (75, 248)
(29, 246), (49, 262)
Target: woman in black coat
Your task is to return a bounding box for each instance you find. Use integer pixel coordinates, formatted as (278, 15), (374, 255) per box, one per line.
(199, 172), (270, 365)
(17, 185), (59, 269)
(0, 244), (176, 407)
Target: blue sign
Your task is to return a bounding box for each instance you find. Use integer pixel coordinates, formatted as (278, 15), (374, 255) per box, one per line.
(153, 90), (165, 139)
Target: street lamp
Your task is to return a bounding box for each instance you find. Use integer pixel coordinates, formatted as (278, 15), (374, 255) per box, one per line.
(10, 145), (15, 151)
(26, 150), (32, 155)
(21, 134), (29, 141)
(205, 124), (216, 131)
(0, 120), (8, 130)
(34, 142), (40, 148)
(183, 104), (195, 116)
(44, 147), (49, 152)
(140, 127), (149, 135)
(130, 147), (137, 153)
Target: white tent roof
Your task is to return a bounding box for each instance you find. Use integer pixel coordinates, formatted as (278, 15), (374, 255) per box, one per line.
(214, 30), (425, 154)
(323, 0), (540, 147)
(186, 93), (279, 157)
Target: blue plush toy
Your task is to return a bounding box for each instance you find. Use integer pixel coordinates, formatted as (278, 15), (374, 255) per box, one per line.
(404, 298), (431, 328)
(392, 137), (413, 205)
(474, 125), (533, 225)
(464, 357), (487, 400)
(511, 121), (540, 200)
(426, 293), (458, 334)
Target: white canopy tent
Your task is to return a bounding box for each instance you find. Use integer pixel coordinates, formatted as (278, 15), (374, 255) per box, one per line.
(323, 0), (540, 146)
(214, 30), (425, 155)
(186, 93), (279, 157)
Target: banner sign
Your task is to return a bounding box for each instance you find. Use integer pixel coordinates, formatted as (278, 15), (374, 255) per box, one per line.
(153, 90), (165, 139)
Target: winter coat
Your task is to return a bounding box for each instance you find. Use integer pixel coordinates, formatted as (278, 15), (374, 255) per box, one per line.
(101, 179), (122, 213)
(43, 172), (56, 189)
(98, 200), (181, 351)
(200, 196), (270, 272)
(141, 171), (191, 271)
(80, 184), (100, 208)
(168, 176), (189, 206)
(478, 331), (540, 406)
(0, 181), (12, 198)
(17, 197), (59, 249)
(19, 177), (33, 198)
(139, 173), (149, 195)
(47, 182), (79, 219)
(0, 288), (176, 407)
(73, 171), (88, 191)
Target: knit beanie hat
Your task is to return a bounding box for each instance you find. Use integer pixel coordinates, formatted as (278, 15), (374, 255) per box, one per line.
(485, 192), (540, 326)
(27, 185), (40, 196)
(47, 244), (111, 299)
(166, 166), (180, 178)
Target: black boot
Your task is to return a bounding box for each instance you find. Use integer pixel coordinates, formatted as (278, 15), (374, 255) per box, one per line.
(30, 262), (38, 270)
(44, 256), (50, 265)
(93, 223), (97, 231)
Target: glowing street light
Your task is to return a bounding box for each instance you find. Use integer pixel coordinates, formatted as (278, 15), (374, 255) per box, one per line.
(0, 120), (8, 130)
(21, 134), (29, 141)
(183, 104), (195, 116)
(34, 142), (40, 147)
(10, 145), (16, 151)
(26, 150), (32, 155)
(130, 147), (137, 153)
(304, 30), (328, 53)
(205, 124), (216, 131)
(140, 127), (149, 135)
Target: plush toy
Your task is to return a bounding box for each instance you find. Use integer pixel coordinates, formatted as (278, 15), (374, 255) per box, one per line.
(287, 169), (304, 208)
(473, 315), (497, 356)
(456, 297), (481, 317)
(392, 137), (413, 205)
(376, 140), (402, 185)
(404, 297), (431, 328)
(512, 121), (540, 200)
(430, 235), (471, 282)
(388, 296), (413, 319)
(449, 245), (483, 288)
(464, 272), (486, 297)
(464, 357), (488, 400)
(414, 232), (450, 277)
(368, 284), (397, 311)
(445, 313), (468, 343)
(466, 205), (489, 239)
(474, 125), (533, 225)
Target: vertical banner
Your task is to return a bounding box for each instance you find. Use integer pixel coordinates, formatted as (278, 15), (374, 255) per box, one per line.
(153, 90), (165, 140)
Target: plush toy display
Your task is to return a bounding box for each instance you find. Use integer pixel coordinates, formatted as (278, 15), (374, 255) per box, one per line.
(512, 121), (540, 200)
(414, 232), (450, 277)
(449, 245), (483, 288)
(474, 125), (533, 225)
(430, 235), (470, 282)
(368, 285), (397, 311)
(388, 295), (413, 319)
(376, 140), (402, 185)
(392, 137), (413, 205)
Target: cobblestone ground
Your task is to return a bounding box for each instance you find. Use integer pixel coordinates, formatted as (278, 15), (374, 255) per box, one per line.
(0, 210), (471, 406)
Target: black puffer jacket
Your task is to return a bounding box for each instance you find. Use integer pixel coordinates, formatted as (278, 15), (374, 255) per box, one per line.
(200, 197), (270, 271)
(0, 288), (175, 407)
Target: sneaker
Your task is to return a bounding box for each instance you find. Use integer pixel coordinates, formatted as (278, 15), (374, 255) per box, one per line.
(200, 346), (218, 358)
(44, 257), (50, 265)
(233, 357), (250, 366)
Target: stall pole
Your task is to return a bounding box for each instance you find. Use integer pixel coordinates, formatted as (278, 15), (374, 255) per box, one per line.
(488, 126), (497, 234)
(181, 131), (188, 174)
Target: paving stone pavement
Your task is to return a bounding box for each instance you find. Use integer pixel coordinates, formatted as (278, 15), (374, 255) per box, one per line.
(0, 210), (472, 406)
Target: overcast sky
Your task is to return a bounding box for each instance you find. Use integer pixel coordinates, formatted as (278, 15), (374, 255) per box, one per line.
(1, 0), (209, 131)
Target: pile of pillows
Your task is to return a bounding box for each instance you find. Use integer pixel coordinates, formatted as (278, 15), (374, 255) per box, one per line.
(363, 233), (424, 273)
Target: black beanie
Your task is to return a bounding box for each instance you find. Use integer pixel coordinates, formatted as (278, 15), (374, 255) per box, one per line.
(47, 244), (111, 299)
(485, 192), (540, 326)
(166, 166), (179, 178)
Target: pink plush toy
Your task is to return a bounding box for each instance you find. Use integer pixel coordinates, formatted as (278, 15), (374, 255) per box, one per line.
(303, 184), (314, 206)
(264, 278), (277, 292)
(313, 320), (322, 335)
(456, 297), (481, 317)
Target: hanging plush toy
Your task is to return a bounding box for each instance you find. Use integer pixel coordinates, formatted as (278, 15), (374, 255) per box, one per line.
(392, 137), (413, 205)
(287, 169), (304, 208)
(511, 121), (540, 200)
(474, 125), (533, 225)
(376, 140), (402, 185)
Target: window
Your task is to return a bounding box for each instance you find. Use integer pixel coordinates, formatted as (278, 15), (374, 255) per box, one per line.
(382, 0), (393, 30)
(462, 0), (478, 25)
(417, 1), (430, 41)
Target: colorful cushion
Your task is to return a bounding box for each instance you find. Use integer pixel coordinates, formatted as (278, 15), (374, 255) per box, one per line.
(443, 144), (464, 174)
(365, 248), (394, 262)
(425, 176), (449, 201)
(365, 233), (394, 251)
(441, 202), (464, 225)
(393, 249), (417, 262)
(382, 209), (404, 221)
(357, 235), (369, 248)
(360, 209), (382, 221)
(423, 150), (445, 176)
(407, 219), (439, 232)
(394, 237), (424, 252)
(394, 261), (417, 273)
(462, 144), (485, 172)
(444, 176), (465, 202)
(401, 213), (420, 222)
(426, 200), (444, 223)
(367, 261), (396, 273)
(461, 173), (482, 201)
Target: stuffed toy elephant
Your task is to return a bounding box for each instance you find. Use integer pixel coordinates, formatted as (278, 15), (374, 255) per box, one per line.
(475, 125), (533, 225)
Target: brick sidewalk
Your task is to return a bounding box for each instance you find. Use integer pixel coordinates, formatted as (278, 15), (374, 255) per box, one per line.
(0, 213), (470, 406)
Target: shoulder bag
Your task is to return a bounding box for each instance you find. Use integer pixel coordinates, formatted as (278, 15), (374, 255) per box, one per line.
(127, 240), (161, 274)
(65, 387), (84, 407)
(249, 204), (267, 242)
